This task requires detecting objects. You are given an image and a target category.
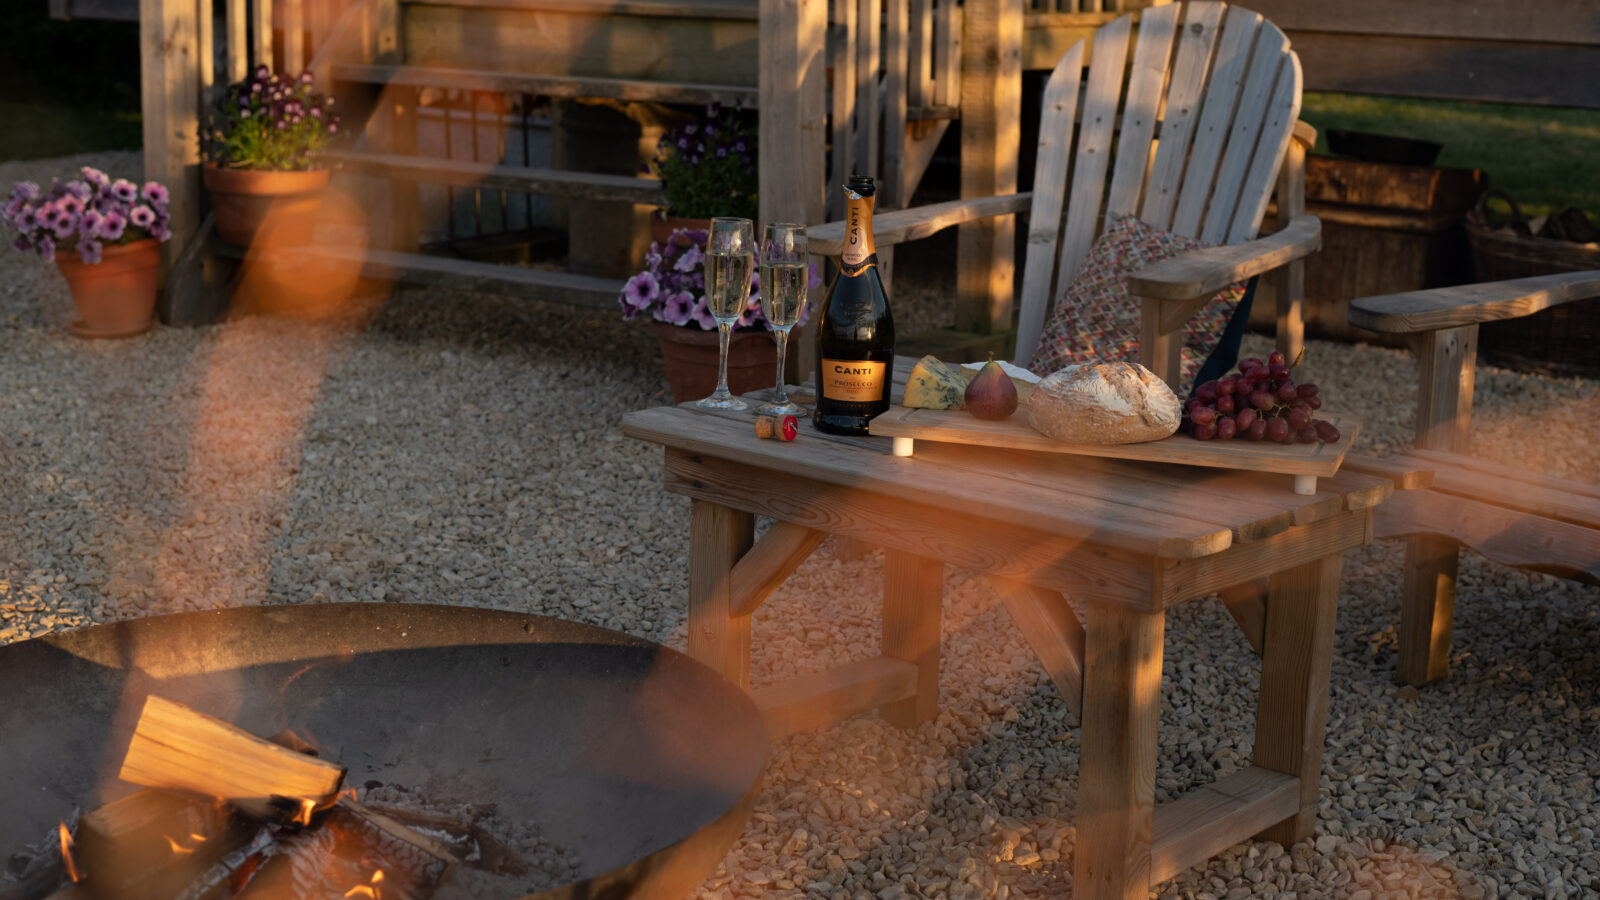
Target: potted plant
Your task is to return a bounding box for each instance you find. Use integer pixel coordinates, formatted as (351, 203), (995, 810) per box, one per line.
(647, 104), (758, 246)
(202, 66), (342, 248)
(4, 168), (173, 337)
(620, 227), (819, 402)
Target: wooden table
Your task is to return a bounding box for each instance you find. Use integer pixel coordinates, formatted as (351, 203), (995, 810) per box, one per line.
(621, 378), (1391, 900)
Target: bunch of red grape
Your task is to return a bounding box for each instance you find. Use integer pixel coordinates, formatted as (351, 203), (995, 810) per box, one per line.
(1183, 350), (1340, 444)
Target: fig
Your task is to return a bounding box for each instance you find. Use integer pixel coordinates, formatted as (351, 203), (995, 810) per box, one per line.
(964, 354), (1018, 420)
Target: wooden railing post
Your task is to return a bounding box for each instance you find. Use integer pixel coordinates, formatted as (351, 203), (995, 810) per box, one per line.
(140, 0), (203, 295)
(761, 0), (827, 380)
(956, 0), (1022, 333)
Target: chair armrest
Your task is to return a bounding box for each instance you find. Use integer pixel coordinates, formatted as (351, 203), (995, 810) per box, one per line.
(1125, 214), (1322, 302)
(1292, 119), (1317, 152)
(1348, 270), (1600, 334)
(808, 192), (1033, 257)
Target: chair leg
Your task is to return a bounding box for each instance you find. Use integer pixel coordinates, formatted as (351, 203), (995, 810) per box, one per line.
(1398, 535), (1459, 686)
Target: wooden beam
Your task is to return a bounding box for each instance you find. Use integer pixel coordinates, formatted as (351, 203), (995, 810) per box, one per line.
(1373, 488), (1600, 586)
(1291, 32), (1600, 109)
(1252, 553), (1341, 845)
(759, 0), (826, 381)
(1076, 602), (1163, 900)
(317, 149), (666, 202)
(752, 655), (918, 739)
(689, 499), (756, 689)
(1348, 270), (1600, 335)
(1216, 580), (1267, 656)
(990, 577), (1085, 724)
(1151, 766), (1299, 884)
(728, 521), (827, 617)
(880, 548), (943, 727)
(1242, 0), (1600, 45)
(140, 0), (202, 296)
(955, 0), (1022, 333)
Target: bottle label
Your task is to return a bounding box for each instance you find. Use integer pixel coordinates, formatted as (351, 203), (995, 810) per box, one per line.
(820, 359), (888, 402)
(840, 191), (875, 268)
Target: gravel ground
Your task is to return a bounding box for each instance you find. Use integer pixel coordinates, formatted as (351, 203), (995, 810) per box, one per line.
(3, 150), (1599, 900)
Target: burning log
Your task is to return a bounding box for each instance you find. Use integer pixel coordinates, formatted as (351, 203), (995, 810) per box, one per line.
(230, 800), (456, 900)
(118, 696), (346, 823)
(73, 790), (255, 900)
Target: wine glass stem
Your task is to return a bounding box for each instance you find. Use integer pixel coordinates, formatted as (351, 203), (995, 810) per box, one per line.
(772, 327), (791, 404)
(715, 321), (733, 397)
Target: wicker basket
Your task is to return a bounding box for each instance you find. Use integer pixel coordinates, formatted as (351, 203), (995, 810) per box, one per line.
(1466, 191), (1600, 379)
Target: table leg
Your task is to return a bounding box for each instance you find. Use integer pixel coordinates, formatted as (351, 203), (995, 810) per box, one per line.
(688, 499), (755, 690)
(1252, 552), (1342, 845)
(1076, 603), (1164, 900)
(880, 548), (943, 727)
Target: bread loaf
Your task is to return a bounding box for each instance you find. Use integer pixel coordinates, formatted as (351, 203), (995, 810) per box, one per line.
(1025, 361), (1180, 444)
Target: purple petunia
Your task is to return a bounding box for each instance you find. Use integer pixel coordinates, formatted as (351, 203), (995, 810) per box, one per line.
(658, 290), (697, 327)
(621, 270), (660, 309)
(14, 207), (38, 231)
(716, 147), (727, 158)
(689, 302), (718, 331)
(37, 235), (55, 260)
(78, 209), (104, 237)
(57, 193), (83, 215)
(110, 180), (138, 202)
(141, 182), (169, 205)
(99, 211), (127, 241)
(150, 222), (171, 242)
(80, 167), (109, 187)
(77, 239), (103, 265)
(674, 245), (704, 273)
(11, 181), (39, 201)
(129, 205), (156, 229)
(51, 210), (77, 240)
(12, 235), (28, 253)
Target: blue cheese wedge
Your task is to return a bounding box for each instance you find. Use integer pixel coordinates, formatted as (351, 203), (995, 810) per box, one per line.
(902, 355), (968, 409)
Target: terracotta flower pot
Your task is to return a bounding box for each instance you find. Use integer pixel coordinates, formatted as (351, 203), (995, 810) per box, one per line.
(54, 239), (161, 338)
(649, 212), (713, 249)
(652, 321), (777, 403)
(204, 165), (331, 248)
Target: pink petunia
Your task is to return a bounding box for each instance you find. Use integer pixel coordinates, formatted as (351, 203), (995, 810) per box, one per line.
(77, 239), (103, 264)
(658, 290), (697, 327)
(141, 182), (170, 206)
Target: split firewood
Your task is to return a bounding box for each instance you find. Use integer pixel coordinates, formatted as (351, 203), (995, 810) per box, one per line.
(358, 802), (531, 876)
(118, 696), (346, 822)
(230, 799), (456, 900)
(73, 789), (256, 900)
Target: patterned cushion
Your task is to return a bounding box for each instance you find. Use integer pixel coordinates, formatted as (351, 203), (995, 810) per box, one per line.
(1027, 215), (1245, 388)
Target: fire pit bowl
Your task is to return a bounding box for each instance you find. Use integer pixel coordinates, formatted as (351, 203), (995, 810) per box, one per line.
(0, 603), (767, 899)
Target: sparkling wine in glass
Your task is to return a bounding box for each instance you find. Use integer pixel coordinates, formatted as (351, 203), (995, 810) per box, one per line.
(697, 217), (755, 410)
(756, 223), (808, 417)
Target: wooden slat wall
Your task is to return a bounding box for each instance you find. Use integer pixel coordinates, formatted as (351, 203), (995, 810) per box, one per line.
(1233, 0), (1600, 108)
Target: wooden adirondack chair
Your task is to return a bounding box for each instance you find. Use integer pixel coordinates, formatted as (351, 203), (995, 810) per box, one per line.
(1345, 272), (1600, 686)
(812, 0), (1321, 389)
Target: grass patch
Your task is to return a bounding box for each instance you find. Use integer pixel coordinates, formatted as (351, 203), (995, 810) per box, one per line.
(1301, 92), (1600, 219)
(0, 104), (142, 162)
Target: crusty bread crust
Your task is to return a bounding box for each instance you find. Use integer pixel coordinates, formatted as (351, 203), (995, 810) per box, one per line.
(1025, 361), (1180, 444)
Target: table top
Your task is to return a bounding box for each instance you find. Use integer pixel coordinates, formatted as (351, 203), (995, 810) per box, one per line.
(621, 381), (1392, 563)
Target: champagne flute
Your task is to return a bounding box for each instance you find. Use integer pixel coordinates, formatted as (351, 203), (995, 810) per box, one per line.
(755, 223), (808, 417)
(697, 217), (756, 410)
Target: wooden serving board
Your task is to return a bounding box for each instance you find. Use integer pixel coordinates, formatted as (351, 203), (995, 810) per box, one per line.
(871, 406), (1362, 478)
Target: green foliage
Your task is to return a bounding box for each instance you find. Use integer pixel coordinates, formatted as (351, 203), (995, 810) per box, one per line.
(204, 68), (342, 172)
(651, 105), (758, 220)
(1301, 92), (1600, 219)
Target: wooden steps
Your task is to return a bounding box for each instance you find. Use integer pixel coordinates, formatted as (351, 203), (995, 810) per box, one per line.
(319, 149), (663, 203)
(284, 245), (625, 310)
(332, 62), (758, 107)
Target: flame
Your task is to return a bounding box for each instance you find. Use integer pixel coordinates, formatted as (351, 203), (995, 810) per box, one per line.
(58, 822), (82, 883)
(294, 798), (317, 826)
(164, 834), (195, 856)
(344, 869), (383, 899)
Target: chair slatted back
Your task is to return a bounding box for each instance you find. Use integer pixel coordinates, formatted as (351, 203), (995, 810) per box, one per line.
(1014, 1), (1302, 367)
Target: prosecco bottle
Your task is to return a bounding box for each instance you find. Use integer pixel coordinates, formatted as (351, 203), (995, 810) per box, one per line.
(814, 175), (895, 435)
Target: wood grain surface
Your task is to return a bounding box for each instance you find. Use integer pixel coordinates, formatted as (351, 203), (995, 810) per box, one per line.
(871, 406), (1360, 478)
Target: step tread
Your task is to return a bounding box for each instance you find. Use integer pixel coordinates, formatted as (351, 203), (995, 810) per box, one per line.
(402, 0), (759, 20)
(295, 245), (625, 310)
(332, 63), (757, 106)
(320, 148), (663, 203)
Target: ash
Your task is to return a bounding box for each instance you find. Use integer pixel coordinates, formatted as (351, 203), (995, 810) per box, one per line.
(359, 784), (584, 898)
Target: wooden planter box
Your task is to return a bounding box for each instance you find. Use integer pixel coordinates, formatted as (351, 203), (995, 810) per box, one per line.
(1253, 156), (1485, 346)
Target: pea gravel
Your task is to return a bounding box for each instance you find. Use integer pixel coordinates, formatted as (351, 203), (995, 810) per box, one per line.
(3, 151), (1598, 900)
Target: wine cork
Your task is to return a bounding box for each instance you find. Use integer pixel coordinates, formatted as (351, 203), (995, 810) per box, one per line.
(754, 415), (798, 441)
